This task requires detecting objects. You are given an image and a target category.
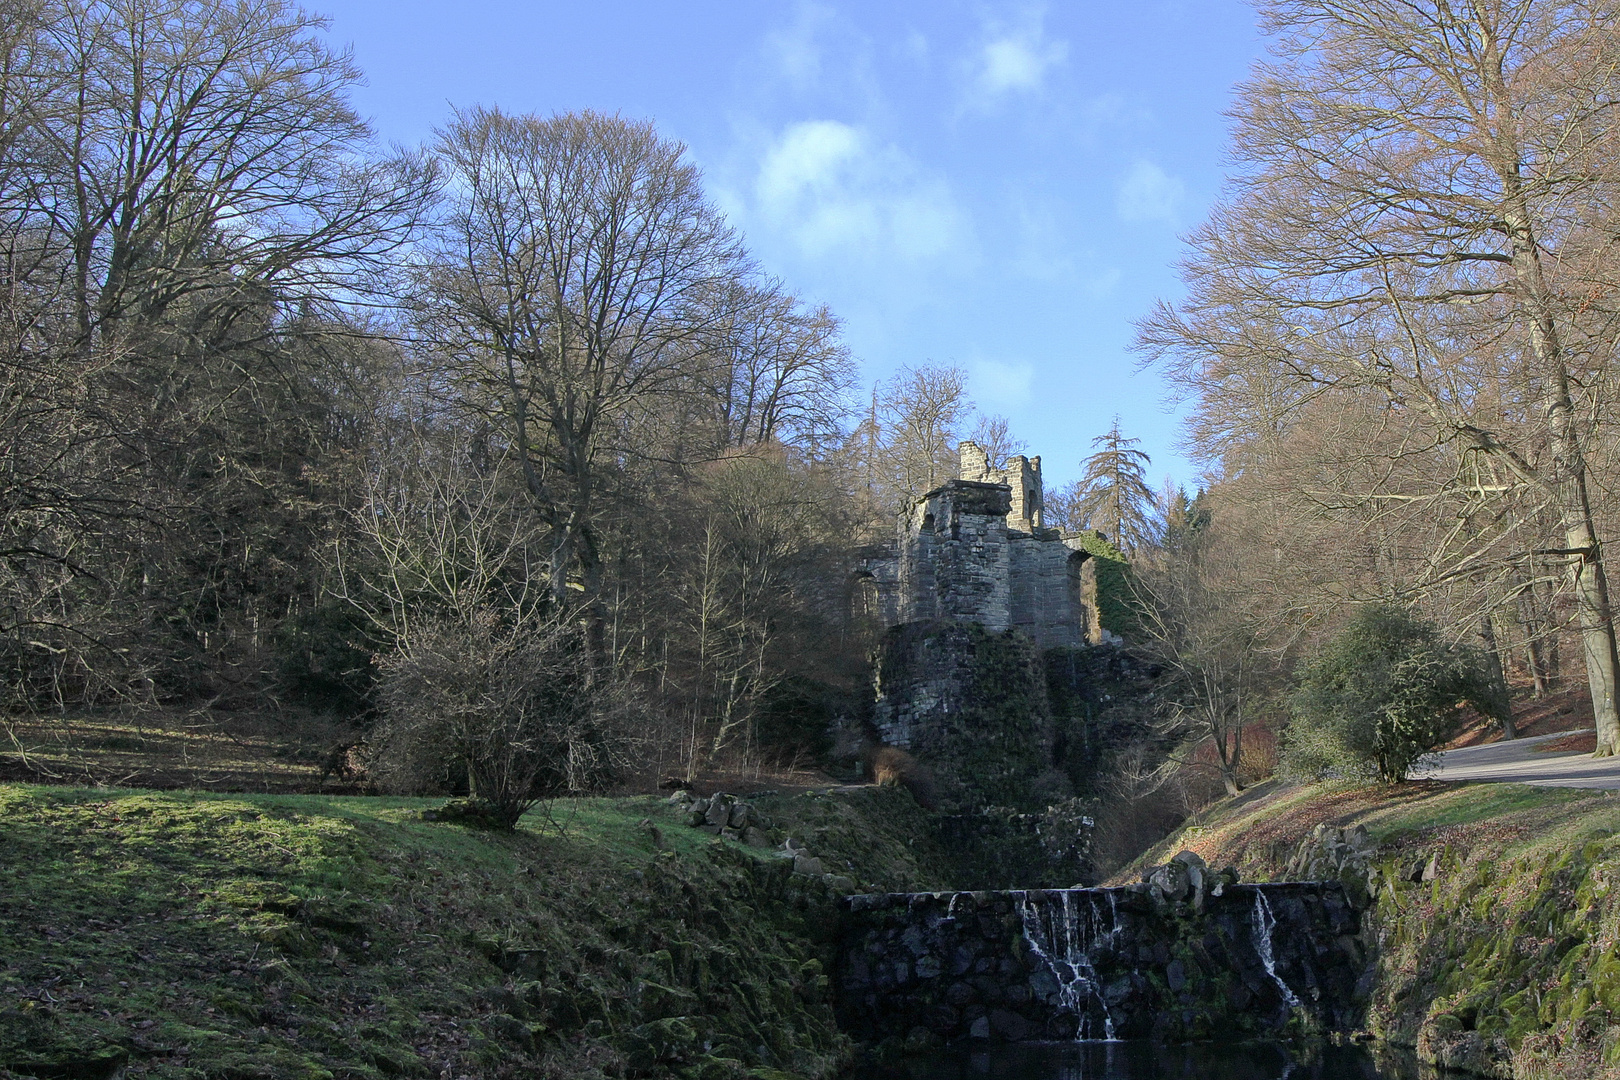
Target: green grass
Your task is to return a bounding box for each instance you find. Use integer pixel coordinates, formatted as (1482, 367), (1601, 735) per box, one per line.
(0, 782), (942, 1080)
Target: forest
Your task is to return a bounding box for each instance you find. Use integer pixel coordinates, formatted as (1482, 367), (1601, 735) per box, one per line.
(3, 0), (1618, 831)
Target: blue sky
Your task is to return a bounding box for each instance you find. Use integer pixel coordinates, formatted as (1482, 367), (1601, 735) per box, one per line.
(316, 1), (1265, 491)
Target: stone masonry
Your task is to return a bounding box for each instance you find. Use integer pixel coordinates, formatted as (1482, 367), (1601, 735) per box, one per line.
(858, 441), (1103, 651)
(835, 880), (1369, 1044)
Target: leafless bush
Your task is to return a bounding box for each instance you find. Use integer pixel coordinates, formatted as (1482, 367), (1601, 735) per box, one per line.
(369, 606), (634, 827)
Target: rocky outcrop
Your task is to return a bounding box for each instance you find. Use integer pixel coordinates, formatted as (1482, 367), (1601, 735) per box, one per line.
(667, 790), (856, 892)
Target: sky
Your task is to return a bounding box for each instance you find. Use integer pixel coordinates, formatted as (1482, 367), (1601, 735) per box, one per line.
(314, 1), (1267, 492)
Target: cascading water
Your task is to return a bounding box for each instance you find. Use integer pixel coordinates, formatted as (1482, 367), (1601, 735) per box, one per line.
(1016, 890), (1119, 1041)
(1252, 890), (1301, 1009)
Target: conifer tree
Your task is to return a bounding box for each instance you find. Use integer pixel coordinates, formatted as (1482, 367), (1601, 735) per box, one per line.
(1074, 419), (1158, 553)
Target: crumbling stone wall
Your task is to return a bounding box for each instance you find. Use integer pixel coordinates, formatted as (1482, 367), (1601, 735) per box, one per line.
(860, 441), (1109, 651)
(959, 442), (1043, 534)
(897, 481), (1014, 630)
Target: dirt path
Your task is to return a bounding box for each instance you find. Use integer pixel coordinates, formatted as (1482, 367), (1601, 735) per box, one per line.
(1411, 731), (1620, 789)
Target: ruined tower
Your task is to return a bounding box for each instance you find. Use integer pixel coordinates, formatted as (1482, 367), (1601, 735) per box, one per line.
(858, 440), (1104, 650)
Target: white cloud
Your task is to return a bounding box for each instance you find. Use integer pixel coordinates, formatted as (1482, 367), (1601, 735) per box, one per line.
(1115, 159), (1185, 224)
(968, 8), (1068, 103)
(753, 120), (966, 262)
(764, 2), (835, 91)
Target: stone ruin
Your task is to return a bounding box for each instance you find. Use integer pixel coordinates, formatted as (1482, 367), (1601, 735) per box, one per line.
(849, 443), (1139, 804)
(856, 440), (1112, 651)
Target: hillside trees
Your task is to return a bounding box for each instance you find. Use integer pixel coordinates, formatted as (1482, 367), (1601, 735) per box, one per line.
(416, 107), (751, 617)
(1139, 0), (1620, 754)
(0, 0), (429, 704)
(1131, 499), (1275, 796)
(397, 107), (871, 780)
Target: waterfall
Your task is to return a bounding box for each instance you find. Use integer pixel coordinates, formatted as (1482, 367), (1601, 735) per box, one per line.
(1251, 890), (1301, 1009)
(1016, 890), (1118, 1041)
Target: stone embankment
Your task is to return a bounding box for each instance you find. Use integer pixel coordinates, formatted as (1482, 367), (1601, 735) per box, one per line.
(667, 790), (857, 892)
(835, 851), (1372, 1045)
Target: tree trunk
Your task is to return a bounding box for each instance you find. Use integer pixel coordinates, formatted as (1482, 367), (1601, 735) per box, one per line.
(1518, 575), (1552, 696)
(1500, 180), (1620, 757)
(1479, 613), (1516, 740)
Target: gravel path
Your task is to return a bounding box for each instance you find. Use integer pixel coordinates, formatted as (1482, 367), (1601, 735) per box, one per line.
(1410, 731), (1620, 789)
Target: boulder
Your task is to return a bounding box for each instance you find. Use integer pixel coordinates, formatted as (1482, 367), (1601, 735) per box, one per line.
(1147, 861), (1191, 903)
(1170, 850), (1207, 874)
(793, 854), (825, 876)
(704, 795), (733, 828)
(1171, 851), (1207, 910)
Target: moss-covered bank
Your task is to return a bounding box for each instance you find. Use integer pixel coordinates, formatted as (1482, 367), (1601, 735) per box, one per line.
(1128, 780), (1620, 1080)
(0, 783), (949, 1080)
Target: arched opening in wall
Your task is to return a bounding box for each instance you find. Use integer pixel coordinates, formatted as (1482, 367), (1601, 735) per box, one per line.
(850, 571), (884, 646)
(1067, 548), (1095, 645)
(921, 513), (935, 534)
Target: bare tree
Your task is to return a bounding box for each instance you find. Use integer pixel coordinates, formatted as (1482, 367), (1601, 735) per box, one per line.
(0, 0), (427, 706)
(872, 363), (971, 506)
(967, 414), (1027, 471)
(347, 433), (631, 825)
(419, 108), (749, 616)
(1131, 509), (1279, 796)
(5, 0), (426, 350)
(703, 279), (854, 450)
(1139, 0), (1620, 754)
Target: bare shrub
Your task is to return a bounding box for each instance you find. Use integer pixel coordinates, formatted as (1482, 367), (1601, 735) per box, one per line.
(368, 607), (628, 827)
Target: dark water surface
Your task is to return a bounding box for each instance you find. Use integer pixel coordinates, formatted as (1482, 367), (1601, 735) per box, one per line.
(847, 1040), (1441, 1080)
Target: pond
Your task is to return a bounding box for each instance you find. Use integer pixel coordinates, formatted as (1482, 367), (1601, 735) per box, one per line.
(846, 1040), (1453, 1080)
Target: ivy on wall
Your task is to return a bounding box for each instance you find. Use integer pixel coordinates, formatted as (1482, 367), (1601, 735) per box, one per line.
(1070, 529), (1138, 639)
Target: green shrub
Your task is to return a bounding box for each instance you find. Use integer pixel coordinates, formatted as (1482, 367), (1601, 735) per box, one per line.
(1285, 605), (1497, 783)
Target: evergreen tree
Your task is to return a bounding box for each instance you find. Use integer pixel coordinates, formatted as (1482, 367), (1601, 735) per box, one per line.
(1073, 419), (1157, 552)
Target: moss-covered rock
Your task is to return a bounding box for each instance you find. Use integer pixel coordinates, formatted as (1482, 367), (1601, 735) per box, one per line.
(871, 620), (1059, 812)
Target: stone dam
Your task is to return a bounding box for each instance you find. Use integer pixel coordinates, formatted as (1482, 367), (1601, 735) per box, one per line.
(835, 882), (1371, 1044)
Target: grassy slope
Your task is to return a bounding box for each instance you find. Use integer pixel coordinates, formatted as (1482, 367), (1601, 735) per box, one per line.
(0, 783), (947, 1080)
(1123, 780), (1620, 1079)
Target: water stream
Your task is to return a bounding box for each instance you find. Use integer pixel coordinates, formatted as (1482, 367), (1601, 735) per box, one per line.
(1015, 890), (1121, 1040)
(1252, 891), (1302, 1009)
